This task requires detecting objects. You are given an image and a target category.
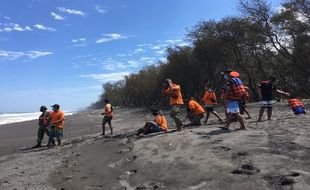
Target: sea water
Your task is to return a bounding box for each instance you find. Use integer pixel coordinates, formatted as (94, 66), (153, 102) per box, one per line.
(0, 112), (75, 126)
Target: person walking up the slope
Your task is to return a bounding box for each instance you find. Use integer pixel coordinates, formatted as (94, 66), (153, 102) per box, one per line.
(48, 104), (65, 147)
(256, 76), (290, 122)
(101, 99), (114, 136)
(33, 106), (51, 148)
(162, 79), (184, 131)
(221, 71), (247, 130)
(201, 84), (224, 124)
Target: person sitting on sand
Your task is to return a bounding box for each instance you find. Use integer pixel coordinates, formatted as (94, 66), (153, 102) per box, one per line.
(185, 97), (205, 126)
(162, 79), (184, 131)
(201, 84), (224, 124)
(101, 99), (114, 136)
(137, 109), (168, 137)
(220, 71), (246, 130)
(287, 96), (306, 115)
(33, 106), (51, 148)
(48, 104), (65, 147)
(256, 76), (290, 122)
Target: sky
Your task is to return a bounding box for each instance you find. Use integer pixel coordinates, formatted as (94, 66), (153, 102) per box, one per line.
(0, 0), (283, 113)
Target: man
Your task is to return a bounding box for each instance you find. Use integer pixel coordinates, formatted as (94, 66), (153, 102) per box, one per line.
(137, 109), (168, 137)
(48, 104), (65, 147)
(101, 99), (113, 136)
(162, 79), (184, 131)
(185, 97), (205, 126)
(257, 76), (290, 122)
(33, 106), (51, 148)
(221, 71), (246, 130)
(201, 84), (224, 124)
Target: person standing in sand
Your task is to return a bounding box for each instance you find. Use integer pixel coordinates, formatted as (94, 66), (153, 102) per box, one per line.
(32, 106), (51, 148)
(201, 84), (224, 124)
(256, 76), (290, 122)
(101, 99), (113, 136)
(221, 71), (247, 130)
(48, 104), (65, 147)
(162, 79), (184, 131)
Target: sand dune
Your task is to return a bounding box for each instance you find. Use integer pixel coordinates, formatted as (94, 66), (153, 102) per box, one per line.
(0, 104), (309, 190)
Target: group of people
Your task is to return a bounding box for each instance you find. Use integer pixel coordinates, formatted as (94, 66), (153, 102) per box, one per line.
(135, 69), (306, 136)
(34, 69), (306, 143)
(33, 104), (65, 148)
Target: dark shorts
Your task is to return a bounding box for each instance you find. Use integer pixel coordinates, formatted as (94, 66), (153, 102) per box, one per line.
(102, 116), (113, 126)
(205, 106), (214, 112)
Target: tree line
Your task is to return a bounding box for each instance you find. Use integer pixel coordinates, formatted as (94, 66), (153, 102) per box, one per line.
(90, 0), (310, 109)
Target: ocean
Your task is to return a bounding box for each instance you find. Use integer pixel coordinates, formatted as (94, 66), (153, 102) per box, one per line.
(0, 111), (75, 126)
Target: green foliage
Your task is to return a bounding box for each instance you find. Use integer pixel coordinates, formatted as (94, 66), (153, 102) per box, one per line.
(90, 0), (310, 109)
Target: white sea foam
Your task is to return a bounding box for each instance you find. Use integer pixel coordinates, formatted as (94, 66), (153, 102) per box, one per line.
(0, 111), (75, 126)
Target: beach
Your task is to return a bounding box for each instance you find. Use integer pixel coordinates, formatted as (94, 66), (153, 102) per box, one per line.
(0, 104), (310, 190)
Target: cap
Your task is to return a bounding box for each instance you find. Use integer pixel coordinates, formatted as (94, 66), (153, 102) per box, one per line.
(51, 104), (60, 109)
(229, 71), (240, 78)
(40, 106), (47, 111)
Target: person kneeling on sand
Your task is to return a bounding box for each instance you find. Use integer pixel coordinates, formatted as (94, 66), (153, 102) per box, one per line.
(185, 97), (205, 126)
(201, 84), (224, 124)
(33, 106), (51, 148)
(48, 104), (65, 147)
(101, 99), (113, 136)
(220, 71), (246, 130)
(137, 109), (168, 137)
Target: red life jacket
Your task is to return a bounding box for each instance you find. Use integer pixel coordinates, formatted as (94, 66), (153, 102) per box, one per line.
(228, 78), (248, 100)
(288, 99), (304, 109)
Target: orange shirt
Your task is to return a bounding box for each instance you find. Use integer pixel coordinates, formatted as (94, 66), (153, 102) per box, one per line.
(202, 90), (217, 105)
(164, 83), (184, 105)
(50, 110), (65, 129)
(188, 100), (205, 115)
(104, 103), (113, 117)
(288, 99), (304, 109)
(155, 115), (168, 131)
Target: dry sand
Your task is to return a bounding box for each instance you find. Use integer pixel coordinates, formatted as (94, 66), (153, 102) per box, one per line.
(0, 104), (310, 190)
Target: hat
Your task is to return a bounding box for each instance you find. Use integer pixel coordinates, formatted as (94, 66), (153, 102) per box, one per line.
(229, 71), (240, 78)
(51, 104), (60, 109)
(40, 106), (47, 111)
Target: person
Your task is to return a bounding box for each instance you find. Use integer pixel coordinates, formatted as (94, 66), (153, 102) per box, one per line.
(101, 99), (113, 136)
(185, 97), (205, 126)
(48, 104), (65, 147)
(256, 76), (290, 122)
(137, 109), (168, 137)
(239, 85), (252, 119)
(221, 71), (247, 130)
(287, 96), (306, 115)
(32, 106), (51, 148)
(201, 84), (224, 124)
(162, 79), (184, 131)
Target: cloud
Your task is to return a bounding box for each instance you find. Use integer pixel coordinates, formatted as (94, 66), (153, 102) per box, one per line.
(134, 48), (144, 53)
(33, 24), (56, 31)
(80, 72), (130, 82)
(95, 5), (107, 14)
(96, 33), (129, 44)
(51, 12), (65, 20)
(4, 16), (11, 20)
(58, 7), (86, 17)
(0, 23), (32, 32)
(72, 38), (86, 43)
(0, 50), (53, 60)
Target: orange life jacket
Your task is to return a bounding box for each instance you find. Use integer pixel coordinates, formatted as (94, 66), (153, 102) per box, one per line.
(288, 99), (304, 109)
(227, 78), (248, 100)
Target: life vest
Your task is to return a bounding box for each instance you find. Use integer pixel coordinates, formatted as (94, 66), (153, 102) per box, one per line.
(288, 99), (304, 109)
(227, 78), (248, 100)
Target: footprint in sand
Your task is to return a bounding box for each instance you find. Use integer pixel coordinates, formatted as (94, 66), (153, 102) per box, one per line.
(211, 146), (231, 152)
(263, 174), (295, 187)
(118, 169), (138, 180)
(231, 164), (260, 175)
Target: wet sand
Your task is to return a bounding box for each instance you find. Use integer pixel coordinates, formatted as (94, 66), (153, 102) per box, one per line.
(0, 104), (310, 190)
